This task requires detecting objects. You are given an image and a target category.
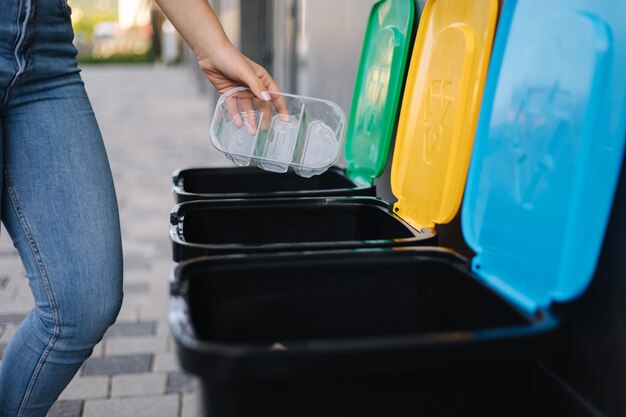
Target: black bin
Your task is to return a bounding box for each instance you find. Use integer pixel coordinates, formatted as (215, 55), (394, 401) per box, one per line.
(172, 166), (376, 203)
(169, 249), (587, 417)
(169, 197), (437, 262)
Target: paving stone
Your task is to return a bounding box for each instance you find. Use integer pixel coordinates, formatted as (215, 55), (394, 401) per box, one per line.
(153, 320), (169, 336)
(167, 372), (198, 394)
(145, 282), (170, 298)
(0, 291), (17, 303)
(137, 306), (169, 321)
(84, 354), (153, 376)
(59, 376), (109, 401)
(83, 395), (180, 417)
(0, 260), (23, 274)
(0, 313), (26, 326)
(0, 303), (31, 314)
(105, 321), (156, 338)
(152, 352), (181, 372)
(123, 282), (150, 294)
(114, 303), (140, 322)
(111, 373), (167, 397)
(0, 325), (18, 343)
(182, 389), (204, 417)
(13, 295), (35, 308)
(46, 401), (82, 417)
(119, 294), (168, 309)
(0, 249), (18, 257)
(105, 335), (168, 355)
(90, 340), (104, 358)
(124, 254), (152, 271)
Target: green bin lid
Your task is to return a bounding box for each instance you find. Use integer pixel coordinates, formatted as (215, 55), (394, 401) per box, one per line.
(344, 0), (416, 186)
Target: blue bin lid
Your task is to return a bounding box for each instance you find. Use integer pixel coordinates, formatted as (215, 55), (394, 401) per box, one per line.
(462, 0), (626, 313)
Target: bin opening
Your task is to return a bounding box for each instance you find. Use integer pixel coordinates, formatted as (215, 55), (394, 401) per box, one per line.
(184, 257), (530, 345)
(181, 204), (416, 244)
(180, 169), (356, 195)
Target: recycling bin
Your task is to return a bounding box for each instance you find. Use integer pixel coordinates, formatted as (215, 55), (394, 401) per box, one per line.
(169, 248), (557, 417)
(172, 166), (375, 203)
(169, 0), (626, 414)
(172, 0), (416, 203)
(170, 196), (436, 261)
(170, 0), (499, 262)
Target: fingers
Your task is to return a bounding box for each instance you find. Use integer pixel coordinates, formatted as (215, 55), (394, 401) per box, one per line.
(230, 59), (285, 131)
(273, 94), (290, 123)
(235, 59), (268, 100)
(247, 58), (281, 94)
(224, 89), (260, 134)
(238, 94), (258, 134)
(246, 68), (289, 122)
(259, 99), (272, 132)
(204, 48), (290, 133)
(246, 58), (289, 122)
(225, 95), (243, 128)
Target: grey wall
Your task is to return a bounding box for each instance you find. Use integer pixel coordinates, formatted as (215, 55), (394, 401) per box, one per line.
(293, 0), (377, 117)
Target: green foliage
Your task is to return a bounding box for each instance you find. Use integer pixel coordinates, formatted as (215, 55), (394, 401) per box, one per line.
(77, 49), (153, 64)
(72, 11), (117, 42)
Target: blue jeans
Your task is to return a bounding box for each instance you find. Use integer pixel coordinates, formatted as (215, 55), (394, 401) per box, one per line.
(0, 0), (124, 416)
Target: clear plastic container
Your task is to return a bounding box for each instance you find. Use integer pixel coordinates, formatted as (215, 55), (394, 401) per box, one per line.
(209, 88), (346, 177)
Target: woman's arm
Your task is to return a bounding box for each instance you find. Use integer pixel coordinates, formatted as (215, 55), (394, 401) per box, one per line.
(154, 0), (278, 101)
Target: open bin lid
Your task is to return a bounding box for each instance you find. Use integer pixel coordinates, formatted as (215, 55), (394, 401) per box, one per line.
(390, 0), (499, 230)
(344, 0), (415, 186)
(462, 0), (626, 314)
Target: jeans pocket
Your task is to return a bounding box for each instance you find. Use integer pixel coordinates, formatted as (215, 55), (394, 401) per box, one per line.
(61, 0), (72, 20)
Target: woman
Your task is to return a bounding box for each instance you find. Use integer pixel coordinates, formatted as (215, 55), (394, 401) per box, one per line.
(0, 0), (279, 415)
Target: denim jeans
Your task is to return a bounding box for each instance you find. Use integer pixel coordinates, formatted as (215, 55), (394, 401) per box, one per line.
(0, 0), (124, 416)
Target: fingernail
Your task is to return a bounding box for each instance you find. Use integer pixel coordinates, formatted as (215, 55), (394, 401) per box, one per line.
(261, 91), (271, 101)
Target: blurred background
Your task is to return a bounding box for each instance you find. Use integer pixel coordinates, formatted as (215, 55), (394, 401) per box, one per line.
(71, 0), (380, 109)
(70, 0), (153, 63)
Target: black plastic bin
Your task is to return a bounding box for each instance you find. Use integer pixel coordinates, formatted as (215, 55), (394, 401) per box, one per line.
(169, 197), (436, 262)
(169, 248), (562, 417)
(172, 166), (375, 203)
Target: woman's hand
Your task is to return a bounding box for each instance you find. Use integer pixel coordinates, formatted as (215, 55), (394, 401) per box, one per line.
(197, 41), (289, 133)
(197, 43), (277, 102)
(154, 0), (281, 102)
(153, 0), (287, 129)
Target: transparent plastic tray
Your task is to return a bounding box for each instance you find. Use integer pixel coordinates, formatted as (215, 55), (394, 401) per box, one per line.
(209, 88), (346, 177)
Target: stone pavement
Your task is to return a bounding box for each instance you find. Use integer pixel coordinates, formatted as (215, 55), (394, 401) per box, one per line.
(0, 64), (229, 417)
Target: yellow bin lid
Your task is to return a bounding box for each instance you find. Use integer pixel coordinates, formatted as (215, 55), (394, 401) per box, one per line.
(391, 0), (499, 231)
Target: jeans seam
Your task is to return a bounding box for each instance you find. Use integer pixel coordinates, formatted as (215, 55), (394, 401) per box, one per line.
(3, 166), (62, 417)
(1, 0), (32, 108)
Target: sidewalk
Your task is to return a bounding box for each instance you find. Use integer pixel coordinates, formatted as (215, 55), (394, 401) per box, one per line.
(0, 64), (229, 417)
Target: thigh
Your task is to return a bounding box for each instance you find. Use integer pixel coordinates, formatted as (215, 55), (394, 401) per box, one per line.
(1, 76), (123, 316)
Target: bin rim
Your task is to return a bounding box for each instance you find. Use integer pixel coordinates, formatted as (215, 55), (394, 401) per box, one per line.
(168, 247), (558, 360)
(171, 166), (376, 202)
(168, 198), (437, 262)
